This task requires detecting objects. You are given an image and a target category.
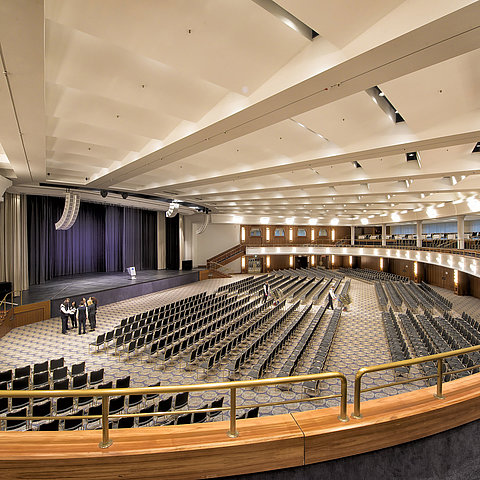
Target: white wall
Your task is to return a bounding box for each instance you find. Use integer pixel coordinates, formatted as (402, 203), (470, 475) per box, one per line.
(192, 222), (240, 268)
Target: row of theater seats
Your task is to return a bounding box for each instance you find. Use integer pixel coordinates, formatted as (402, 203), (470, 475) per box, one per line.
(149, 296), (265, 369)
(2, 388), (227, 432)
(340, 267), (408, 283)
(89, 293), (247, 360)
(0, 358), (106, 400)
(187, 298), (273, 372)
(384, 306), (480, 386)
(382, 308), (410, 373)
(250, 303), (312, 379)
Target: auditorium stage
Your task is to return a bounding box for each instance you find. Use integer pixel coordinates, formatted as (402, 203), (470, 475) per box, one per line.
(15, 270), (200, 315)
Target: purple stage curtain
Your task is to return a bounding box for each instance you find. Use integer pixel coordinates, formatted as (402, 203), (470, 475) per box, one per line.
(27, 196), (157, 285)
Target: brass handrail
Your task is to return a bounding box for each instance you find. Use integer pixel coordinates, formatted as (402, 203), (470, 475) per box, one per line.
(352, 344), (480, 419)
(0, 291), (14, 318)
(0, 371), (348, 449)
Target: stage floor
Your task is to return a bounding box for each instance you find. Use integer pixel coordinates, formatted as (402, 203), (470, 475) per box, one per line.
(15, 270), (200, 312)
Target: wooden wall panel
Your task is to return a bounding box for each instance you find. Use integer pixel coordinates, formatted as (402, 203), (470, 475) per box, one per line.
(424, 263), (455, 290)
(13, 301), (51, 328)
(0, 301), (50, 340)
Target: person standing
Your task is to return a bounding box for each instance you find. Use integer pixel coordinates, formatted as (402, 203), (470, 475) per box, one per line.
(326, 287), (336, 310)
(60, 299), (71, 334)
(87, 298), (96, 331)
(262, 281), (270, 303)
(69, 300), (77, 329)
(76, 299), (87, 335)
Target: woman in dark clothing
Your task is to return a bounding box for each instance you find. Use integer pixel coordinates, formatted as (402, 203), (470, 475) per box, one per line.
(87, 298), (96, 331)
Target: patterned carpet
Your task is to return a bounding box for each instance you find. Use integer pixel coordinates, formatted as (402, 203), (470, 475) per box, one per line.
(1, 274), (480, 422)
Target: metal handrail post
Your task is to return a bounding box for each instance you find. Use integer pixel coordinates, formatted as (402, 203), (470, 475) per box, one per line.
(99, 396), (113, 449)
(227, 387), (239, 438)
(352, 369), (365, 419)
(338, 375), (349, 422)
(435, 358), (445, 399)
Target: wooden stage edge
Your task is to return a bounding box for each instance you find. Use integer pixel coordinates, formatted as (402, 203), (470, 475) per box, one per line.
(1, 374), (480, 479)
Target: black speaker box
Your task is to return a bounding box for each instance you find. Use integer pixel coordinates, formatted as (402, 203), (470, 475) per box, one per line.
(182, 260), (193, 271)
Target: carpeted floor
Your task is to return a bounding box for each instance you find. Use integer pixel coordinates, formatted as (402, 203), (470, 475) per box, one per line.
(1, 274), (480, 420)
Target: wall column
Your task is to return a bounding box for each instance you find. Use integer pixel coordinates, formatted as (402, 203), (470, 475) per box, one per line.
(457, 215), (465, 250)
(381, 224), (387, 247)
(179, 215), (185, 270)
(416, 220), (422, 248)
(0, 193), (29, 294)
(157, 212), (166, 269)
(350, 225), (355, 246)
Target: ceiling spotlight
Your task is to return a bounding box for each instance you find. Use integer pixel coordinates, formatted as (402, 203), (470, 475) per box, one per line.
(100, 190), (108, 198)
(330, 218), (339, 226)
(121, 192), (129, 199)
(353, 161), (362, 168)
(406, 152), (418, 161)
(472, 142), (480, 153)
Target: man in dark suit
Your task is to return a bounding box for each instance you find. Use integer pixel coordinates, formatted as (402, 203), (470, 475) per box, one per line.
(60, 299), (71, 334)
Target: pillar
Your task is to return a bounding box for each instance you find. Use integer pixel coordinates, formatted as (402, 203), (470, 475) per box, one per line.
(351, 225), (355, 246)
(381, 224), (386, 247)
(416, 221), (422, 248)
(457, 215), (465, 250)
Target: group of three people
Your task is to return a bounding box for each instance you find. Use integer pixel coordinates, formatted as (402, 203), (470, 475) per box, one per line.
(60, 297), (98, 335)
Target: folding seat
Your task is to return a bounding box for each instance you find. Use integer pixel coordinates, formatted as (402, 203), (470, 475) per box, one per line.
(33, 361), (48, 375)
(89, 368), (104, 386)
(39, 419), (59, 431)
(52, 366), (68, 383)
(6, 407), (27, 430)
(117, 416), (134, 429)
(136, 336), (145, 353)
(127, 394), (143, 412)
(97, 381), (113, 390)
(108, 396), (125, 416)
(14, 365), (31, 379)
(11, 376), (30, 410)
(33, 371), (49, 389)
(209, 397), (224, 419)
(137, 404), (155, 427)
(53, 378), (70, 390)
(115, 376), (130, 389)
(64, 410), (84, 431)
(125, 340), (137, 360)
(70, 361), (86, 378)
(89, 333), (105, 353)
(56, 395), (74, 415)
(86, 404), (103, 428)
(176, 413), (192, 425)
(173, 392), (189, 410)
(49, 357), (64, 371)
(104, 330), (115, 350)
(72, 373), (87, 390)
(114, 335), (125, 355)
(0, 369), (13, 384)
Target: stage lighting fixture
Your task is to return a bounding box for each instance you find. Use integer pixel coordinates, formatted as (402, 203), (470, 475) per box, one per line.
(166, 201), (180, 218)
(121, 192), (129, 199)
(55, 192), (81, 230)
(100, 190), (108, 198)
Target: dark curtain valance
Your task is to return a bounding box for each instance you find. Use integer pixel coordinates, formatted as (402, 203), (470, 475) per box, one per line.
(27, 196), (157, 285)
